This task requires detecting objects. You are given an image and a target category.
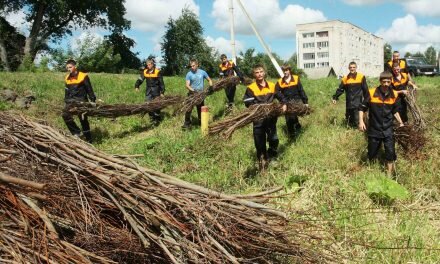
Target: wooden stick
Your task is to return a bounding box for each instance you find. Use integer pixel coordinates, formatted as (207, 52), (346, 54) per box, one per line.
(0, 172), (45, 190)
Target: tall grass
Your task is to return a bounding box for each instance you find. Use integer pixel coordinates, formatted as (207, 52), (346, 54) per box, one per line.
(1, 71), (439, 262)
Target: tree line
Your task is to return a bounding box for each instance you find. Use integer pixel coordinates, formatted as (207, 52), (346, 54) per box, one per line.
(0, 2), (436, 76)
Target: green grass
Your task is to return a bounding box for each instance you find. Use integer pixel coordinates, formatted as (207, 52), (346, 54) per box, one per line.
(1, 72), (440, 263)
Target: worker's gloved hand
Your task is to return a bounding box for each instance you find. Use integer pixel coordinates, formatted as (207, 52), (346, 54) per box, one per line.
(207, 86), (214, 95)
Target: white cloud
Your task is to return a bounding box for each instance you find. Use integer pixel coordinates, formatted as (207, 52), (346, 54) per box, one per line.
(402, 0), (440, 17)
(205, 36), (245, 57)
(341, 0), (440, 17)
(124, 0), (200, 32)
(376, 14), (440, 44)
(211, 0), (326, 38)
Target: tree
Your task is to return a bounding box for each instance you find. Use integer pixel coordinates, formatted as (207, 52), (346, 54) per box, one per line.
(0, 0), (129, 70)
(161, 8), (216, 76)
(106, 31), (141, 71)
(285, 53), (297, 68)
(237, 48), (284, 78)
(404, 52), (411, 58)
(0, 17), (25, 71)
(424, 46), (436, 65)
(413, 51), (425, 58)
(383, 43), (392, 64)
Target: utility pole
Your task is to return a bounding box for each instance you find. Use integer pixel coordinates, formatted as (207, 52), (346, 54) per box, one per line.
(229, 0), (237, 64)
(235, 0), (283, 77)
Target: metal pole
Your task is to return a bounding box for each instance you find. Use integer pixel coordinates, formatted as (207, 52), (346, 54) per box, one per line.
(229, 0), (237, 64)
(235, 0), (283, 77)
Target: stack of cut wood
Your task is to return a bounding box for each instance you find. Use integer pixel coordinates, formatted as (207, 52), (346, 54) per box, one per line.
(64, 95), (183, 118)
(0, 112), (335, 263)
(209, 102), (311, 139)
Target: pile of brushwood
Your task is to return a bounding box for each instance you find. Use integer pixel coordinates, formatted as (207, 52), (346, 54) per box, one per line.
(394, 86), (427, 156)
(0, 112), (337, 263)
(209, 102), (311, 139)
(64, 95), (183, 118)
(180, 76), (241, 113)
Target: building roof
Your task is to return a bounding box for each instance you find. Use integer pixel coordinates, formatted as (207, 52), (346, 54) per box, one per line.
(296, 19), (382, 39)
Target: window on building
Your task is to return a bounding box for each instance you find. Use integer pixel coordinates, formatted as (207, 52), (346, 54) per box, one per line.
(302, 32), (314, 38)
(303, 53), (315, 60)
(317, 52), (329, 58)
(317, 41), (329, 48)
(316, 62), (329, 68)
(316, 31), (328, 37)
(303, 42), (315, 48)
(304, 63), (315, 69)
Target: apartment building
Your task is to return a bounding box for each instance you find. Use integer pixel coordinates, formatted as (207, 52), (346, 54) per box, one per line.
(296, 20), (384, 79)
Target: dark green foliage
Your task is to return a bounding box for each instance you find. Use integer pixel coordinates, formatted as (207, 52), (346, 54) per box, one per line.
(424, 46), (437, 65)
(0, 17), (25, 71)
(383, 43), (392, 64)
(161, 8), (217, 76)
(0, 0), (130, 69)
(237, 48), (285, 78)
(105, 31), (141, 71)
(48, 32), (141, 73)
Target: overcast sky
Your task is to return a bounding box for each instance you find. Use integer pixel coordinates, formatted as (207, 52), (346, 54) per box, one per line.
(6, 0), (440, 61)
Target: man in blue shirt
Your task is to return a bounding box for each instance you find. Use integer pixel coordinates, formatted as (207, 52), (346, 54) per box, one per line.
(182, 59), (213, 129)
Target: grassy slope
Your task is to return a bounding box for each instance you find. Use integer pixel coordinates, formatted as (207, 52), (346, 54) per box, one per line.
(1, 72), (439, 263)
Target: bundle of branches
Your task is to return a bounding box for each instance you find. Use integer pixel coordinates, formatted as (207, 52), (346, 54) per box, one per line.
(179, 76), (240, 113)
(405, 85), (426, 130)
(242, 76), (254, 85)
(209, 102), (312, 139)
(0, 112), (336, 263)
(64, 95), (183, 118)
(394, 124), (426, 157)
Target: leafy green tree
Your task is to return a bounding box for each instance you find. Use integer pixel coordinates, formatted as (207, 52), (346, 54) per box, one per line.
(424, 46), (437, 65)
(404, 52), (411, 58)
(413, 51), (425, 58)
(106, 31), (141, 71)
(285, 53), (297, 68)
(49, 46), (75, 71)
(383, 43), (392, 64)
(237, 48), (283, 78)
(0, 17), (25, 71)
(0, 0), (129, 69)
(161, 8), (216, 76)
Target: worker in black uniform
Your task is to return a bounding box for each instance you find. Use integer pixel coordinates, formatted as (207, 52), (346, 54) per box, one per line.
(62, 59), (96, 143)
(332, 61), (368, 128)
(243, 64), (287, 171)
(359, 71), (404, 176)
(386, 50), (407, 74)
(134, 57), (165, 125)
(219, 54), (244, 111)
(275, 64), (308, 137)
(391, 63), (410, 123)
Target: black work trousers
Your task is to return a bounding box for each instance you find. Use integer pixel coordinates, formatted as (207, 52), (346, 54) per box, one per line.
(62, 105), (91, 141)
(146, 94), (161, 122)
(346, 108), (360, 128)
(253, 117), (279, 160)
(368, 136), (396, 162)
(224, 84), (237, 105)
(285, 114), (301, 135)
